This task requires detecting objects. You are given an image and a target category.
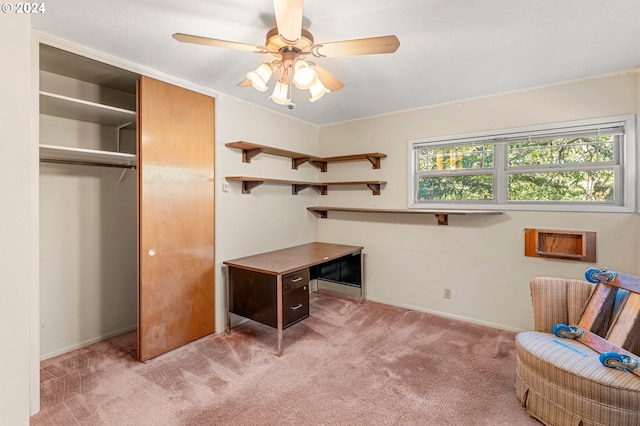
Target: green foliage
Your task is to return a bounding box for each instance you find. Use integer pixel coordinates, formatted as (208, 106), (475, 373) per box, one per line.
(417, 137), (616, 203)
(418, 145), (493, 172)
(508, 137), (614, 166)
(508, 170), (615, 201)
(418, 175), (493, 201)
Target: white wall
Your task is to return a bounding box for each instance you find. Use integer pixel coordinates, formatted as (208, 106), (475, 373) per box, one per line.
(318, 72), (640, 331)
(39, 161), (137, 358)
(0, 14), (38, 424)
(214, 95), (320, 331)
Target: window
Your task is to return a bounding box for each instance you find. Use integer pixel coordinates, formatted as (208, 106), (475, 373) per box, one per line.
(408, 115), (636, 212)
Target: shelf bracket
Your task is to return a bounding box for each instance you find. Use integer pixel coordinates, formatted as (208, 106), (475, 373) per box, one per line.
(293, 184), (328, 195)
(311, 209), (328, 218)
(242, 180), (264, 194)
(292, 157), (312, 169)
(117, 169), (128, 186)
(292, 184), (312, 195)
(242, 148), (264, 163)
(435, 214), (448, 226)
(310, 160), (328, 172)
(116, 122), (133, 153)
(313, 185), (328, 195)
(366, 155), (382, 169)
(366, 183), (382, 195)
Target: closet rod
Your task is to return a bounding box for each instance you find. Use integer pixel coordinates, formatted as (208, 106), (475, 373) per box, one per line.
(40, 158), (136, 169)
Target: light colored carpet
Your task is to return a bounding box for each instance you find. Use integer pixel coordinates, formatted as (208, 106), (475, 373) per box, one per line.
(31, 293), (540, 425)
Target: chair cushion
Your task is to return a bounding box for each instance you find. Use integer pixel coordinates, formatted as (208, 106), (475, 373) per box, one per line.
(516, 331), (640, 426)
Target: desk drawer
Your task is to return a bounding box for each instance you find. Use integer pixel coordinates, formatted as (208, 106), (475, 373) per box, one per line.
(229, 267), (309, 329)
(283, 269), (310, 293)
(283, 270), (309, 327)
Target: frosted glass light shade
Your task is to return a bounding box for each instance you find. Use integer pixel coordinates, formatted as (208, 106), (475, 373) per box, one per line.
(292, 61), (317, 89)
(247, 63), (273, 92)
(308, 80), (329, 102)
(270, 82), (290, 105)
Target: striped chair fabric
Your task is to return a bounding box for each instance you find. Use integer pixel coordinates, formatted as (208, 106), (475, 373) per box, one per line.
(515, 277), (640, 426)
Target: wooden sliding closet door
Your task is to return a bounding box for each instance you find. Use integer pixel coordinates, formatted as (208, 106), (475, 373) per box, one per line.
(137, 76), (215, 361)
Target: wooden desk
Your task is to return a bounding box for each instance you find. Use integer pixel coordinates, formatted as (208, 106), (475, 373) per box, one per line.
(223, 242), (364, 356)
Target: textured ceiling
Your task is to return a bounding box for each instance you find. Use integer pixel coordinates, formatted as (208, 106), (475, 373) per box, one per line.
(33, 0), (640, 126)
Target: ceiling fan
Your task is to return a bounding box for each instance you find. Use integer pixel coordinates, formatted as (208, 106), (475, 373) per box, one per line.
(172, 0), (400, 108)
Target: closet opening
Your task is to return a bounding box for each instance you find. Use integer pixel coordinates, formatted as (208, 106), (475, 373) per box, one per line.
(38, 42), (216, 365)
(39, 43), (140, 362)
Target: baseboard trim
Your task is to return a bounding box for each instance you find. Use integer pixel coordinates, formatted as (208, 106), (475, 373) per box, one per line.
(40, 325), (137, 361)
(364, 297), (525, 333)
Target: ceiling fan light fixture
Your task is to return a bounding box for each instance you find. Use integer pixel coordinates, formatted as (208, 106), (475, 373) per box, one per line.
(292, 60), (317, 89)
(270, 81), (290, 105)
(173, 1), (398, 109)
(246, 63), (273, 92)
(308, 79), (329, 102)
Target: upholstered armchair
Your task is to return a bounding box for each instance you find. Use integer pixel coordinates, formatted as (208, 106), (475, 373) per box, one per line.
(515, 277), (640, 426)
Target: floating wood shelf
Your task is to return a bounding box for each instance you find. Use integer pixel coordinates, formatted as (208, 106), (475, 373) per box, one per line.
(318, 153), (387, 170)
(225, 141), (318, 169)
(307, 206), (503, 226)
(225, 141), (386, 171)
(225, 177), (386, 195)
(524, 228), (596, 262)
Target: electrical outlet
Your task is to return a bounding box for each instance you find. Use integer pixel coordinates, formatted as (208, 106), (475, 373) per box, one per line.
(444, 288), (452, 299)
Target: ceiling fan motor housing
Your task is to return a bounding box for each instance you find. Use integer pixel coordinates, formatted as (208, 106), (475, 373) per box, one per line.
(265, 27), (315, 56)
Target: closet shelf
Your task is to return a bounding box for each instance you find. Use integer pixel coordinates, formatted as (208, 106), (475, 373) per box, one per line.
(40, 44), (140, 94)
(225, 176), (386, 195)
(40, 91), (136, 128)
(306, 206), (503, 226)
(40, 144), (136, 168)
(225, 141), (386, 171)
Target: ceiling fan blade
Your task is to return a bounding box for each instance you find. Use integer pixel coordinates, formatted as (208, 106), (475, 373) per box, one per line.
(312, 35), (400, 57)
(172, 33), (265, 53)
(273, 0), (303, 44)
(237, 79), (252, 88)
(310, 65), (344, 92)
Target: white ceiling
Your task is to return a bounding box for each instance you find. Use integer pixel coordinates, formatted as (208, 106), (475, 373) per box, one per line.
(33, 0), (640, 126)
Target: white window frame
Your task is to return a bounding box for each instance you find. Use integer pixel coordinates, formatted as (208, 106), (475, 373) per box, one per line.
(408, 114), (636, 213)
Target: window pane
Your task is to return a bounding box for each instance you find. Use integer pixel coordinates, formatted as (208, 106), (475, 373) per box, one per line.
(508, 169), (615, 202)
(508, 137), (614, 167)
(418, 175), (494, 201)
(418, 144), (494, 171)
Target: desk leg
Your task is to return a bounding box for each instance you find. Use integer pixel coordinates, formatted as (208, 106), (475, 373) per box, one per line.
(225, 266), (231, 335)
(276, 274), (283, 356)
(360, 251), (365, 304)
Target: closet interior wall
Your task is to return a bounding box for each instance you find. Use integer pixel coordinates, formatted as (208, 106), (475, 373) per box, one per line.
(39, 44), (140, 360)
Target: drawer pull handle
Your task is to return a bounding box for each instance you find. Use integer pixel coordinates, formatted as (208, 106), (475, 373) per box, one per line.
(290, 303), (303, 310)
(291, 277), (303, 283)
